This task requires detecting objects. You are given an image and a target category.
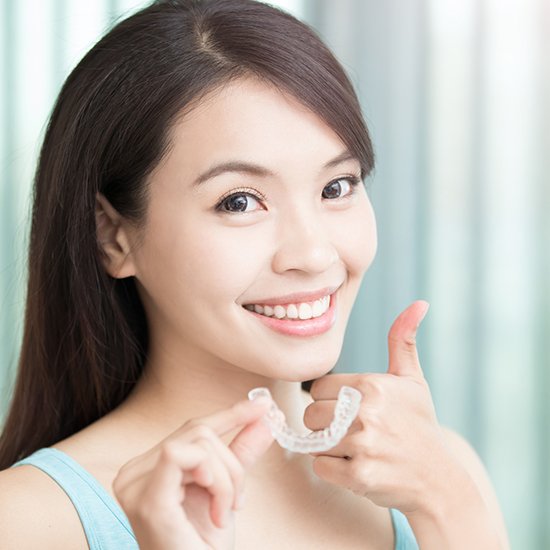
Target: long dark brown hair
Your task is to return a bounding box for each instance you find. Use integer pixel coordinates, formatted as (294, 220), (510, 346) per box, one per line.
(0, 0), (374, 468)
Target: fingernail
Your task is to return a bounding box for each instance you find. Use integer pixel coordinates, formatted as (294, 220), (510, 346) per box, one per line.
(250, 395), (271, 407)
(416, 302), (430, 328)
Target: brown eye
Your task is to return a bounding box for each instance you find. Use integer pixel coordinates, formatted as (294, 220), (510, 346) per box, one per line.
(222, 194), (248, 212)
(322, 178), (356, 199)
(217, 192), (263, 213)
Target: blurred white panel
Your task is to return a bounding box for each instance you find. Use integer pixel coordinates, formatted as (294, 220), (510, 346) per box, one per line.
(1, 0), (59, 422)
(425, 0), (477, 433)
(268, 0), (306, 20)
(63, 0), (110, 75)
(13, 0), (58, 206)
(0, 1), (10, 424)
(114, 0), (151, 20)
(308, 0), (357, 72)
(0, 8), (5, 169)
(481, 0), (540, 545)
(10, 0), (59, 348)
(383, 0), (424, 317)
(114, 0), (307, 20)
(112, 1), (307, 24)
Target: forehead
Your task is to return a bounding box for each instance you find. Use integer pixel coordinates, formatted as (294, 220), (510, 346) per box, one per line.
(160, 78), (349, 177)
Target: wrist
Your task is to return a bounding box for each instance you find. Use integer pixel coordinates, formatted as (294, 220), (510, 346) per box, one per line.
(405, 457), (502, 549)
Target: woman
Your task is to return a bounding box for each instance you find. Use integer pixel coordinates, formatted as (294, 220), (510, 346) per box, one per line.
(0, 0), (509, 548)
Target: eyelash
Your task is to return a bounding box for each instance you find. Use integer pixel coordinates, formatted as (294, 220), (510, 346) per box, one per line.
(215, 186), (267, 212)
(214, 175), (362, 213)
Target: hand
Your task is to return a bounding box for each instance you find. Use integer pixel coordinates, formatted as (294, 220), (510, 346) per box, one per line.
(305, 301), (455, 514)
(112, 397), (274, 550)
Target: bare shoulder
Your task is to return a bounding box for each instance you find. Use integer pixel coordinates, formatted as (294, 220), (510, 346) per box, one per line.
(0, 464), (88, 550)
(440, 426), (511, 549)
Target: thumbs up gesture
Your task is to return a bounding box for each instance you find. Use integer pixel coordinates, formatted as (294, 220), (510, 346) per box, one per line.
(387, 300), (430, 379)
(305, 300), (455, 514)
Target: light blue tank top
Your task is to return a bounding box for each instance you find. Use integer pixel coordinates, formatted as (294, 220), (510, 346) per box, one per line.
(11, 447), (418, 549)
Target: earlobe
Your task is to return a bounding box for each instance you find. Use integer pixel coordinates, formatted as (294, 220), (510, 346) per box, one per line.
(95, 193), (137, 279)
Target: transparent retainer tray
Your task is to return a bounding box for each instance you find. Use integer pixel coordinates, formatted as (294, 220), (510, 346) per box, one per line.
(248, 385), (362, 453)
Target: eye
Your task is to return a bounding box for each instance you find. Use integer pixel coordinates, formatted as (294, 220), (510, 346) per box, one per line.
(216, 190), (264, 213)
(322, 176), (361, 200)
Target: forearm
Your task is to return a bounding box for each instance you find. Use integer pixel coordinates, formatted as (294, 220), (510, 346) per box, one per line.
(404, 464), (507, 550)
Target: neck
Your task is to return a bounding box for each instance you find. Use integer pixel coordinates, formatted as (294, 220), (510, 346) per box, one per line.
(110, 341), (315, 479)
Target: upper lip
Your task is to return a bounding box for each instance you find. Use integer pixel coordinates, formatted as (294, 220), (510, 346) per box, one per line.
(243, 285), (341, 306)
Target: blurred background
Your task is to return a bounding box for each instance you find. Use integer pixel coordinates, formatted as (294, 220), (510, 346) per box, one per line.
(0, 0), (548, 547)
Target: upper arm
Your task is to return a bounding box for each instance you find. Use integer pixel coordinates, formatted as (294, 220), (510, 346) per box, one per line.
(440, 426), (511, 550)
(0, 465), (88, 550)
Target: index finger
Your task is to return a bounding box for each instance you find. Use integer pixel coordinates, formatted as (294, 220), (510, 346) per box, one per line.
(182, 396), (272, 438)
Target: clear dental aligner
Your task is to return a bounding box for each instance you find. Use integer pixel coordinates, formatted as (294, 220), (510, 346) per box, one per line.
(248, 386), (362, 453)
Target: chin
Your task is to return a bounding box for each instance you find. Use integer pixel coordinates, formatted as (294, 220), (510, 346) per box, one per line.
(268, 352), (340, 383)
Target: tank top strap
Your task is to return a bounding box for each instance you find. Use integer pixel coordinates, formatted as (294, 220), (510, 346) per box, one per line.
(11, 448), (418, 549)
(11, 447), (137, 550)
(390, 508), (419, 549)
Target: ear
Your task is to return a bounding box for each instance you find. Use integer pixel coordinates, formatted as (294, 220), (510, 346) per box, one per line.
(95, 193), (137, 279)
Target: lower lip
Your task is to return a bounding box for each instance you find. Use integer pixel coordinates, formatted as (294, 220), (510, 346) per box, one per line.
(244, 293), (338, 337)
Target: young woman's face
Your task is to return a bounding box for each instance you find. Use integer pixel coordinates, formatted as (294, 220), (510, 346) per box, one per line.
(131, 78), (377, 381)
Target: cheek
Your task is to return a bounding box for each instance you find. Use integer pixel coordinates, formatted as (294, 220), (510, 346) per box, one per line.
(337, 198), (378, 275)
(131, 216), (230, 312)
(165, 220), (271, 303)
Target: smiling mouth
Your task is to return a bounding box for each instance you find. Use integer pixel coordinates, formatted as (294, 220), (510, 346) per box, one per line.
(243, 294), (331, 321)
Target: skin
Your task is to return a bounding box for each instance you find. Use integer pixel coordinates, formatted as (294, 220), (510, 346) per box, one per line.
(99, 76), (376, 443)
(96, 75), (378, 548)
(93, 77), (509, 549)
(97, 80), (505, 549)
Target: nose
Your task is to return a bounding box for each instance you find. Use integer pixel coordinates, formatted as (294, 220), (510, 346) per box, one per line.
(271, 210), (339, 275)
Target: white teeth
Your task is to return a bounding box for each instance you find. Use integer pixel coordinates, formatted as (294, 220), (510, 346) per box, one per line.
(298, 303), (312, 319)
(245, 294), (331, 321)
(273, 305), (286, 319)
(312, 299), (324, 317)
(286, 304), (298, 319)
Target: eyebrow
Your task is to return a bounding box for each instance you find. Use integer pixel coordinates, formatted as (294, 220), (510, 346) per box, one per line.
(192, 150), (359, 186)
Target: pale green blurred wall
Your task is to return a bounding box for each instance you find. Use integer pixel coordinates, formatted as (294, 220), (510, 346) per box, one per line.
(1, 0), (548, 548)
(317, 2), (550, 548)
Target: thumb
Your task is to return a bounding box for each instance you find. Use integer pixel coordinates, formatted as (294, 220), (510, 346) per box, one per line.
(387, 300), (430, 378)
(229, 400), (274, 468)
